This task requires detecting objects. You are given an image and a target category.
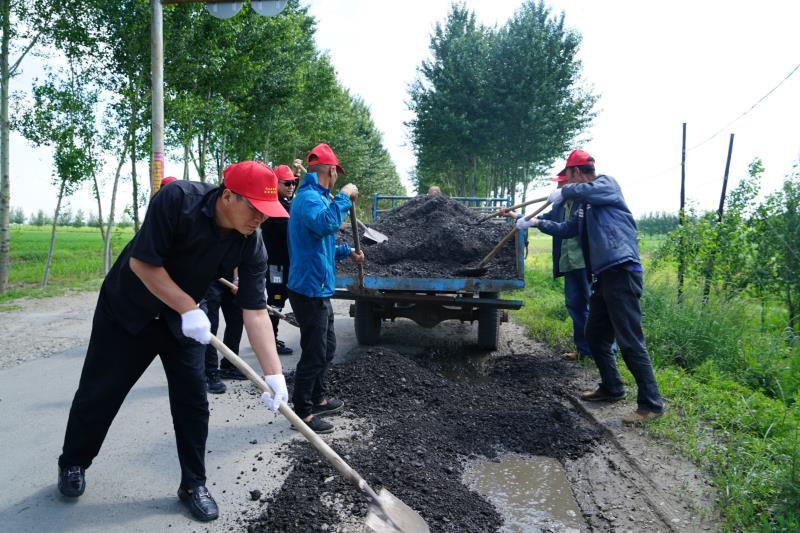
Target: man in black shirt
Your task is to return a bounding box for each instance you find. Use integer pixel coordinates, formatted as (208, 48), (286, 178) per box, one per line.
(57, 161), (290, 522)
(261, 164), (297, 355)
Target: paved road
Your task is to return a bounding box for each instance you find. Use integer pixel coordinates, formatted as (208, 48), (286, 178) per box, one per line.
(0, 300), (358, 532)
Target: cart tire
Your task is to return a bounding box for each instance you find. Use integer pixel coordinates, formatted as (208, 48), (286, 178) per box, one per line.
(354, 301), (381, 345)
(477, 293), (500, 350)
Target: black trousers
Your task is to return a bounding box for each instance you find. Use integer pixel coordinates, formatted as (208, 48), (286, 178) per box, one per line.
(585, 267), (663, 413)
(288, 290), (336, 418)
(59, 304), (209, 488)
(204, 281), (243, 372)
(266, 264), (289, 339)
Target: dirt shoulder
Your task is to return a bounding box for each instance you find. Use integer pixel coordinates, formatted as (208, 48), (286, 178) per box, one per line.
(0, 291), (98, 369)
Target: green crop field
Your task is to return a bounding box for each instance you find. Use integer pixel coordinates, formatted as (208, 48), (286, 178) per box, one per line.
(2, 225), (134, 303)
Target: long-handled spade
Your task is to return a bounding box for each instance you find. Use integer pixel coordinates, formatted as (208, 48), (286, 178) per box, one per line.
(217, 278), (299, 328)
(472, 195), (548, 225)
(457, 201), (552, 277)
(209, 336), (429, 533)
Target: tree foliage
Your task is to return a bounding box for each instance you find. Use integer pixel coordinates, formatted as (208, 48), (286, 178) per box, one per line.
(408, 1), (596, 198)
(657, 158), (800, 334)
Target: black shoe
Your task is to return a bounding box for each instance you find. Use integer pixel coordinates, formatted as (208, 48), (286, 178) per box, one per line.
(276, 340), (293, 355)
(206, 370), (226, 394)
(218, 365), (247, 380)
(178, 485), (219, 522)
(580, 387), (625, 402)
(58, 466), (86, 498)
(292, 415), (334, 434)
(311, 398), (344, 417)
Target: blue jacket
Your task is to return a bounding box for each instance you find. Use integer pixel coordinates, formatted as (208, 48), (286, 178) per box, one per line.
(287, 172), (352, 298)
(536, 174), (640, 275)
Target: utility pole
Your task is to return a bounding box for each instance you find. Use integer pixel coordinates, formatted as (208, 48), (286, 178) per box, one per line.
(702, 133), (735, 304)
(677, 122), (686, 303)
(150, 0), (288, 197)
(150, 0), (164, 198)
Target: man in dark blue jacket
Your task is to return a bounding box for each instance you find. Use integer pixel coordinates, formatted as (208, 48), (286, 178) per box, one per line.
(538, 176), (592, 360)
(287, 143), (363, 434)
(519, 150), (664, 423)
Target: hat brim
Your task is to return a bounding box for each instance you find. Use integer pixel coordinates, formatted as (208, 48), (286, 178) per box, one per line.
(249, 198), (289, 218)
(551, 175), (568, 182)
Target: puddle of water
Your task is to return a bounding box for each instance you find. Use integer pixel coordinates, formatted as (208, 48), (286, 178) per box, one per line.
(463, 453), (584, 532)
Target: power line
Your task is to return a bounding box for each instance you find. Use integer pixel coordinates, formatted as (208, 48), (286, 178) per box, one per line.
(642, 61), (800, 182)
(687, 62), (800, 151)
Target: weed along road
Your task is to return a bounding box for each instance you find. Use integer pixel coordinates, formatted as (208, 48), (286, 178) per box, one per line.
(0, 292), (719, 532)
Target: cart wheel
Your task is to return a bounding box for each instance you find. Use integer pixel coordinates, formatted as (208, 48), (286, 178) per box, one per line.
(354, 301), (381, 345)
(477, 293), (500, 350)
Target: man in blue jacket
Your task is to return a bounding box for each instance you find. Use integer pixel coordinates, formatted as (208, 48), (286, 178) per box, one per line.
(518, 150), (664, 424)
(287, 143), (363, 434)
(504, 177), (591, 361)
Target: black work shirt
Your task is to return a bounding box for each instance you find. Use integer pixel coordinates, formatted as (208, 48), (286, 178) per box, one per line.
(260, 196), (291, 265)
(100, 180), (267, 336)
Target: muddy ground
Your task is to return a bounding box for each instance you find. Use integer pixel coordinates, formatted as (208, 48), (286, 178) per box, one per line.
(339, 195), (518, 279)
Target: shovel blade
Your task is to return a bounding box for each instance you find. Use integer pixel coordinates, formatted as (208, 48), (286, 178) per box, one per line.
(365, 488), (429, 533)
(282, 311), (300, 328)
(363, 227), (388, 244)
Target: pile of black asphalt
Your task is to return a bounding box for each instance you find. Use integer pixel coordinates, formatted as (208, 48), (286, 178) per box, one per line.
(246, 347), (601, 532)
(338, 195), (520, 279)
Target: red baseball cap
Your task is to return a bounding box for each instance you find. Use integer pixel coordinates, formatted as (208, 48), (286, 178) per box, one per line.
(161, 176), (178, 185)
(223, 161), (288, 218)
(556, 149), (595, 176)
(274, 164), (298, 182)
(306, 143), (345, 175)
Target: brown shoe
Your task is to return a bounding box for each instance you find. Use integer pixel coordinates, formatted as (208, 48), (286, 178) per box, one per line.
(562, 352), (579, 361)
(621, 409), (664, 425)
(580, 387), (625, 402)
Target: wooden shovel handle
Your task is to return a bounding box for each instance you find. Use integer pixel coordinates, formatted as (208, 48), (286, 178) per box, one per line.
(208, 336), (383, 503)
(217, 277), (295, 325)
(476, 195), (548, 223)
(476, 201), (552, 269)
(349, 205), (365, 289)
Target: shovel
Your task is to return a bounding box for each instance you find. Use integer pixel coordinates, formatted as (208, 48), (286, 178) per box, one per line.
(209, 336), (429, 533)
(457, 201), (552, 277)
(217, 277), (299, 328)
(472, 196), (548, 224)
(357, 219), (388, 244)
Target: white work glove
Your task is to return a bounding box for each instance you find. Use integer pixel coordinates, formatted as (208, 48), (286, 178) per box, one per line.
(260, 374), (289, 412)
(547, 188), (564, 205)
(516, 217), (539, 230)
(180, 308), (212, 344)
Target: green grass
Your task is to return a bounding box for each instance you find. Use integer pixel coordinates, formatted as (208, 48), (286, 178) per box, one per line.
(511, 250), (800, 531)
(2, 225), (134, 303)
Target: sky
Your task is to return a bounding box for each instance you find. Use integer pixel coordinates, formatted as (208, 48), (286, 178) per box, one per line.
(8, 0), (800, 219)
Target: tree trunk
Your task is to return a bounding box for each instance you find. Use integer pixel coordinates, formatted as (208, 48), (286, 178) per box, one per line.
(104, 141), (129, 273)
(788, 286), (797, 335)
(92, 173), (106, 243)
(0, 0), (11, 293)
(472, 157), (478, 197)
(129, 97), (140, 232)
(182, 140), (190, 180)
(41, 179), (66, 288)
